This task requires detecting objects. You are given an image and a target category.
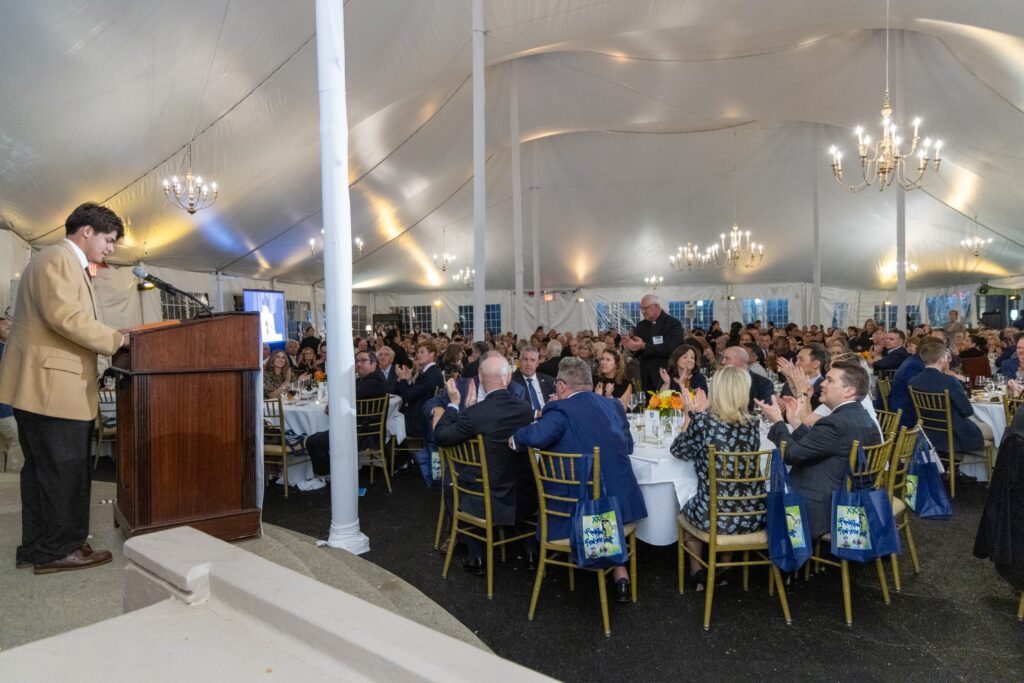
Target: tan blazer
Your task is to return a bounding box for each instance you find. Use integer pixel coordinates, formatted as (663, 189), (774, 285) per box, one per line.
(0, 241), (122, 421)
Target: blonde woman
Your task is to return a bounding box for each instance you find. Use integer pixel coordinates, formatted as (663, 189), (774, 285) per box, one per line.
(670, 365), (765, 591)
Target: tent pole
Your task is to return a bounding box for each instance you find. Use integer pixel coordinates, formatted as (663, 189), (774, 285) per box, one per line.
(471, 0), (486, 341)
(896, 187), (907, 331)
(531, 152), (541, 329)
(316, 0), (368, 554)
(214, 271), (224, 313)
(811, 130), (821, 327)
(511, 62), (525, 339)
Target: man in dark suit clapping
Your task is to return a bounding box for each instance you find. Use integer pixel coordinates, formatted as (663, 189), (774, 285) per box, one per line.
(620, 292), (684, 391)
(376, 346), (399, 393)
(722, 346), (775, 411)
(758, 358), (882, 539)
(432, 356), (537, 575)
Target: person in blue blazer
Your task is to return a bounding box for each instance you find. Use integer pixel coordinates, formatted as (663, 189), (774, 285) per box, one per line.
(511, 357), (647, 602)
(908, 340), (988, 457)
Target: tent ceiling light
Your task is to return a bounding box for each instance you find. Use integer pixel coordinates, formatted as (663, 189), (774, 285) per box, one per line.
(161, 143), (218, 214)
(880, 261), (918, 281)
(433, 226), (455, 271)
(828, 0), (942, 192)
(644, 274), (663, 289)
(453, 267), (474, 287)
(961, 217), (992, 257)
(708, 223), (764, 269)
(669, 243), (715, 270)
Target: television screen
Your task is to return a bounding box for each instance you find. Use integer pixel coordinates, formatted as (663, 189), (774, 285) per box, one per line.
(243, 289), (286, 343)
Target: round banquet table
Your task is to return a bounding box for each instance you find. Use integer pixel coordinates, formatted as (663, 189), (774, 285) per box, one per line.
(628, 428), (777, 546)
(275, 395), (405, 488)
(964, 399), (1006, 482)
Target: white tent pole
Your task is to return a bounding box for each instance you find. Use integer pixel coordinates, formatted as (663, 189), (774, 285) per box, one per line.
(896, 187), (907, 331)
(214, 271), (224, 313)
(811, 132), (821, 327)
(511, 62), (525, 339)
(531, 152), (541, 328)
(316, 0), (368, 555)
(471, 0), (486, 341)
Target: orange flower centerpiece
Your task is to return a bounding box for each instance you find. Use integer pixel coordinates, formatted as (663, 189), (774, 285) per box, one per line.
(313, 370), (327, 384)
(647, 390), (684, 418)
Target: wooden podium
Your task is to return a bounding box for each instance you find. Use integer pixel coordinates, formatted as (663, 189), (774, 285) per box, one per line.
(111, 313), (261, 541)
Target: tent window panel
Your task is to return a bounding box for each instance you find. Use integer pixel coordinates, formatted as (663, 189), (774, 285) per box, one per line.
(160, 290), (209, 321)
(596, 302), (641, 332)
(351, 305), (368, 338)
(390, 306), (432, 334)
(457, 305), (499, 335)
(832, 303), (848, 330)
(668, 300), (714, 329)
(287, 300), (311, 341)
(926, 294), (972, 327)
(742, 299), (788, 326)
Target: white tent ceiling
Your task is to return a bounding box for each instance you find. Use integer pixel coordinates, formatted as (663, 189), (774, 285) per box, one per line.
(2, 1), (1023, 292)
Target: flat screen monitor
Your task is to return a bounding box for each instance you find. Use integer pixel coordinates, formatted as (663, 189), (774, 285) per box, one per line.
(243, 289), (286, 344)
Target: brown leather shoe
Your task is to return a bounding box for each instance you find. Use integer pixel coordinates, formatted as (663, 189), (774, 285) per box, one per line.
(33, 546), (113, 575)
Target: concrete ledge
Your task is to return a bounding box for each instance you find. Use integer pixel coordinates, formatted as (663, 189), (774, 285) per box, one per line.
(1, 526), (550, 682)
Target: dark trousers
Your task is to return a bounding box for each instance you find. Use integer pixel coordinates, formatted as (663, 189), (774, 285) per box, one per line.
(15, 409), (94, 564)
(306, 430), (330, 477)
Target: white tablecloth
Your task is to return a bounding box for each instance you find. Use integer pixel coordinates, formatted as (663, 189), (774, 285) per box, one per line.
(627, 429), (777, 546)
(276, 395), (405, 488)
(965, 400), (1005, 481)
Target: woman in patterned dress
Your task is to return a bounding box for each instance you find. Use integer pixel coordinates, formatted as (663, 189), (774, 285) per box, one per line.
(670, 365), (766, 590)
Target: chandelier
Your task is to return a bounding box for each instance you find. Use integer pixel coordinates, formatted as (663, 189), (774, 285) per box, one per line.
(669, 243), (714, 270)
(433, 227), (455, 271)
(453, 267), (474, 287)
(960, 216), (992, 257)
(708, 223), (764, 269)
(644, 275), (663, 290)
(310, 231), (364, 263)
(828, 0), (942, 192)
(880, 261), (918, 281)
(162, 143), (218, 214)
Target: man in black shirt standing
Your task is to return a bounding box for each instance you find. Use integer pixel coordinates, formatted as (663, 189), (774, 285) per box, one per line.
(621, 292), (684, 391)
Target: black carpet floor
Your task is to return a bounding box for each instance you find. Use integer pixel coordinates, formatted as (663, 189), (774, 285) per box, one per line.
(96, 460), (1024, 681)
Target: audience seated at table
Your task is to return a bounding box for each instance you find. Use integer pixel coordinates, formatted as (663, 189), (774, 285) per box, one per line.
(295, 347), (319, 378)
(511, 357), (647, 603)
(759, 358), (881, 539)
(888, 331), (948, 428)
(998, 333), (1024, 378)
(305, 349), (389, 477)
(594, 347), (633, 408)
(658, 343), (708, 396)
(670, 366), (764, 591)
(263, 350), (294, 399)
(284, 339), (300, 369)
(908, 340), (992, 459)
(432, 356), (538, 575)
(376, 346), (399, 393)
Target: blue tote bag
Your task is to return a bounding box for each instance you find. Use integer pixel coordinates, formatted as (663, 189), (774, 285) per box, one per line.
(905, 432), (953, 520)
(831, 447), (901, 562)
(766, 448), (812, 572)
(570, 455), (630, 570)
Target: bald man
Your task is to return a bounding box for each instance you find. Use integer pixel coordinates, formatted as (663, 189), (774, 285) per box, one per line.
(621, 292), (684, 391)
(721, 345), (775, 411)
(433, 356), (537, 574)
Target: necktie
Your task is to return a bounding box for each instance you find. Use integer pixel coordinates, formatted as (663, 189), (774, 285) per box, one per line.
(526, 377), (541, 411)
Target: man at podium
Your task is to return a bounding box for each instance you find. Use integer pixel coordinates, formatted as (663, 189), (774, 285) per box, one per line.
(0, 202), (130, 575)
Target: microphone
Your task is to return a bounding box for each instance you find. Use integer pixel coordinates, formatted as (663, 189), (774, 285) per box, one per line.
(132, 265), (175, 292)
(132, 265), (213, 318)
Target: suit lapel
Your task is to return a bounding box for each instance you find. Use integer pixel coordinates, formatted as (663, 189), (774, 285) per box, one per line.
(60, 241), (99, 320)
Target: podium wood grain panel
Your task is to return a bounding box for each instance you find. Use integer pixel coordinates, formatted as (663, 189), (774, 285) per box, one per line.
(113, 313), (261, 541)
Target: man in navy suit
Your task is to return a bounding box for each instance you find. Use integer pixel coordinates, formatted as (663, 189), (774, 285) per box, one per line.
(395, 341), (445, 439)
(759, 358), (882, 539)
(511, 357), (647, 603)
(433, 356), (537, 574)
(889, 331), (947, 428)
(509, 346), (555, 417)
(908, 340), (992, 464)
(998, 334), (1024, 379)
(721, 346), (774, 411)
